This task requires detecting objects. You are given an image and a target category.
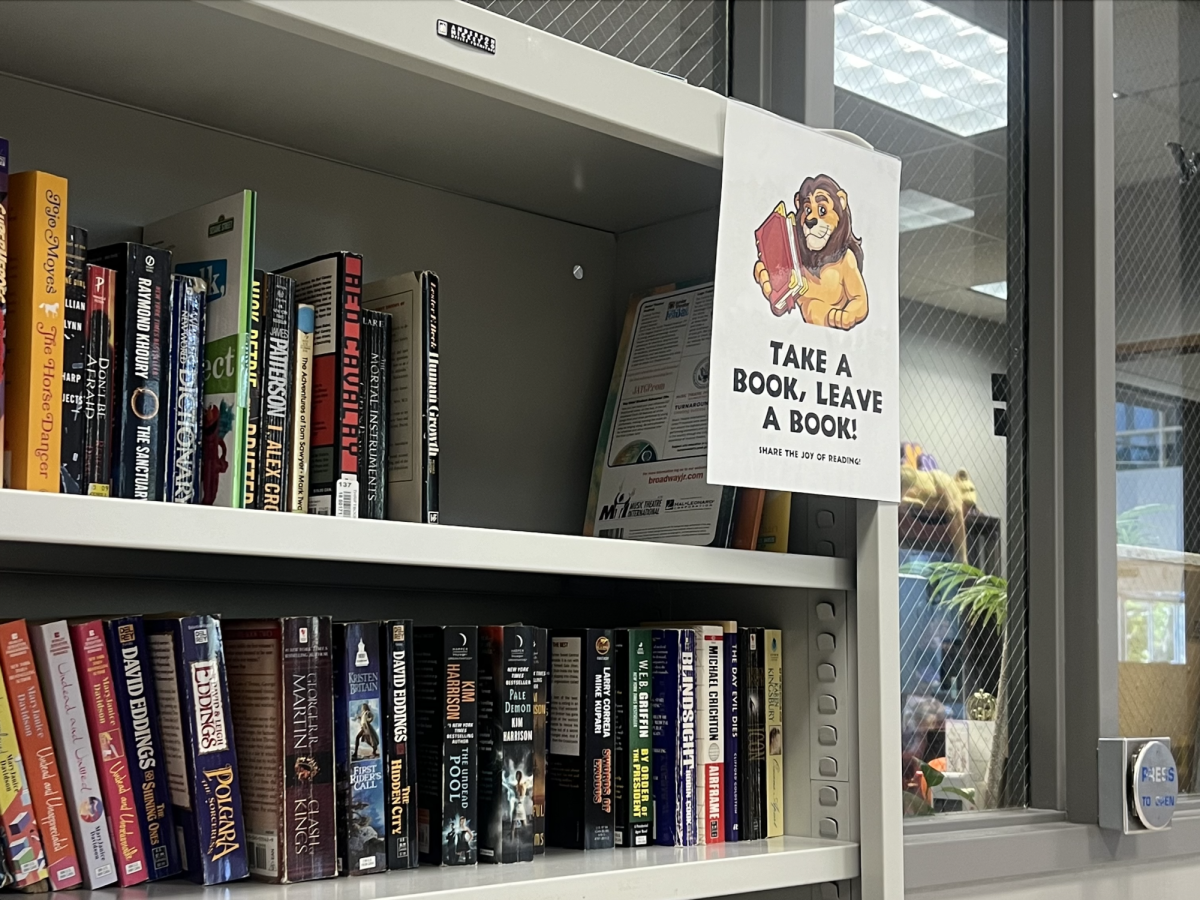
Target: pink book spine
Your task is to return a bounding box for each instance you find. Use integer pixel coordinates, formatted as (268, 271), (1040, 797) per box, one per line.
(69, 621), (148, 886)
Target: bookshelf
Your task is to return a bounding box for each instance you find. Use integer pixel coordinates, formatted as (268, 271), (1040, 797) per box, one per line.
(0, 1), (901, 898)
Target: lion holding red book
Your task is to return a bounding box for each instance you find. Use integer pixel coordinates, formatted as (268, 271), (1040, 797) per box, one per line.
(753, 173), (869, 331)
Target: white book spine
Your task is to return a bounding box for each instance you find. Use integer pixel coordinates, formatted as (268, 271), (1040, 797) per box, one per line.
(695, 626), (724, 844)
(28, 621), (117, 888)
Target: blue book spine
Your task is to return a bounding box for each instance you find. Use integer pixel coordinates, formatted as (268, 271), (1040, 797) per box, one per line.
(334, 623), (387, 875)
(163, 275), (206, 503)
(148, 616), (249, 885)
(652, 629), (698, 846)
(725, 630), (739, 842)
(679, 629), (697, 846)
(105, 617), (181, 880)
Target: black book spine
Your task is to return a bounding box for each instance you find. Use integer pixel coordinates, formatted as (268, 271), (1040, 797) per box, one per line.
(260, 274), (294, 511)
(477, 626), (534, 864)
(383, 621), (418, 870)
(83, 264), (114, 495)
(61, 225), (88, 493)
(359, 310), (389, 520)
(423, 273), (439, 522)
(244, 270), (265, 508)
(530, 627), (548, 855)
(739, 628), (765, 841)
(162, 274), (205, 503)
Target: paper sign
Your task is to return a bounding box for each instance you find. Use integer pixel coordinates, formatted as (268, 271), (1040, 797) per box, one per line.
(708, 101), (901, 502)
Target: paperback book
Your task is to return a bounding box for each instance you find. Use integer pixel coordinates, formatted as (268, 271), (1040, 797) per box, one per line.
(61, 224), (88, 493)
(243, 272), (265, 507)
(477, 625), (534, 864)
(739, 627), (765, 842)
(530, 626), (548, 855)
(162, 274), (206, 504)
(613, 628), (652, 848)
(225, 618), (336, 883)
(146, 615), (249, 885)
(694, 625), (724, 844)
(143, 190), (257, 507)
(382, 621), (418, 870)
(0, 636), (49, 887)
(359, 309), (390, 519)
(413, 626), (477, 866)
(278, 252), (363, 517)
(546, 628), (614, 850)
(259, 274), (295, 511)
(651, 628), (698, 846)
(332, 622), (387, 875)
(104, 616), (181, 881)
(764, 628), (784, 838)
(27, 621), (117, 888)
(83, 265), (115, 496)
(362, 271), (440, 523)
(0, 137), (7, 486)
(289, 303), (314, 512)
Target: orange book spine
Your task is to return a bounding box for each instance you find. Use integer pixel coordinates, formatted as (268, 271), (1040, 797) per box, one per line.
(5, 171), (67, 491)
(0, 621), (81, 889)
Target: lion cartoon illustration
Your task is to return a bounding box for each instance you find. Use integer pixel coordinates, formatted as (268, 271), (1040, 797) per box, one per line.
(753, 174), (869, 330)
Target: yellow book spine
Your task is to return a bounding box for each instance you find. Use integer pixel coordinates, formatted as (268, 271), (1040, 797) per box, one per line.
(757, 491), (792, 552)
(764, 628), (784, 837)
(5, 171), (68, 491)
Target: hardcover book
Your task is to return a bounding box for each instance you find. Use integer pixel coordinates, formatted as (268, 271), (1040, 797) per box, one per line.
(413, 626), (477, 866)
(146, 615), (249, 885)
(260, 274), (295, 511)
(332, 622), (387, 875)
(0, 620), (79, 888)
(289, 302), (314, 512)
(6, 170), (68, 491)
(243, 271), (265, 507)
(547, 628), (615, 850)
(764, 628), (784, 838)
(143, 190), (257, 508)
(87, 242), (171, 501)
(225, 618), (336, 883)
(61, 225), (88, 493)
(0, 138), (7, 486)
(530, 627), (548, 855)
(104, 617), (181, 881)
(613, 628), (652, 848)
(278, 252), (363, 517)
(477, 625), (534, 864)
(163, 274), (206, 503)
(70, 620), (148, 885)
(359, 310), (390, 520)
(382, 621), (418, 870)
(0, 634), (49, 887)
(754, 202), (807, 315)
(651, 628), (697, 846)
(362, 271), (440, 523)
(738, 628), (765, 841)
(27, 621), (117, 888)
(83, 265), (115, 496)
(583, 282), (734, 545)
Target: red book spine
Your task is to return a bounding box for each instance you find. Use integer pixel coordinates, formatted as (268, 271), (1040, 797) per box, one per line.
(69, 621), (148, 886)
(0, 621), (81, 889)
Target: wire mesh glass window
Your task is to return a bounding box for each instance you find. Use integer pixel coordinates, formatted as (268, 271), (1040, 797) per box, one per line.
(466, 0), (728, 93)
(1113, 0), (1200, 794)
(834, 0), (1029, 814)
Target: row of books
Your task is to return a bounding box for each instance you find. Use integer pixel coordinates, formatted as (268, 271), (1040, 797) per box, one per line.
(0, 143), (438, 521)
(0, 616), (782, 889)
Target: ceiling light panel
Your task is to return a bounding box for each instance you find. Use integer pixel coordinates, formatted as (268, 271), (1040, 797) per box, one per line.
(835, 0), (1008, 137)
(898, 188), (974, 232)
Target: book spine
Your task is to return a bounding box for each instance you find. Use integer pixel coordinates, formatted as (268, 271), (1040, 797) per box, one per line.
(477, 626), (533, 864)
(289, 303), (314, 512)
(28, 622), (116, 888)
(0, 640), (49, 887)
(0, 620), (80, 888)
(163, 274), (205, 503)
(382, 621), (418, 870)
(172, 616), (250, 884)
(764, 629), (783, 838)
(530, 627), (548, 855)
(104, 617), (181, 880)
(333, 623), (386, 875)
(679, 629), (697, 845)
(614, 629), (652, 848)
(5, 171), (67, 491)
(0, 138), (7, 487)
(334, 255), (363, 518)
(260, 275), (294, 511)
(423, 273), (440, 522)
(69, 620), (148, 885)
(725, 629), (739, 842)
(696, 628), (724, 844)
(440, 627), (477, 866)
(112, 245), (170, 501)
(282, 617), (335, 882)
(359, 311), (389, 520)
(651, 631), (678, 846)
(739, 628), (765, 841)
(244, 271), (264, 508)
(61, 224), (87, 493)
(413, 628), (442, 864)
(83, 265), (115, 496)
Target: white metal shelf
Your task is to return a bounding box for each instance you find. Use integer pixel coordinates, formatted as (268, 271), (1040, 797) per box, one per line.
(78, 838), (855, 900)
(0, 0), (725, 232)
(0, 491), (854, 590)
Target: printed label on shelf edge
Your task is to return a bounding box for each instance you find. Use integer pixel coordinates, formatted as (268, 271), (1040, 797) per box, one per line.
(708, 100), (901, 502)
